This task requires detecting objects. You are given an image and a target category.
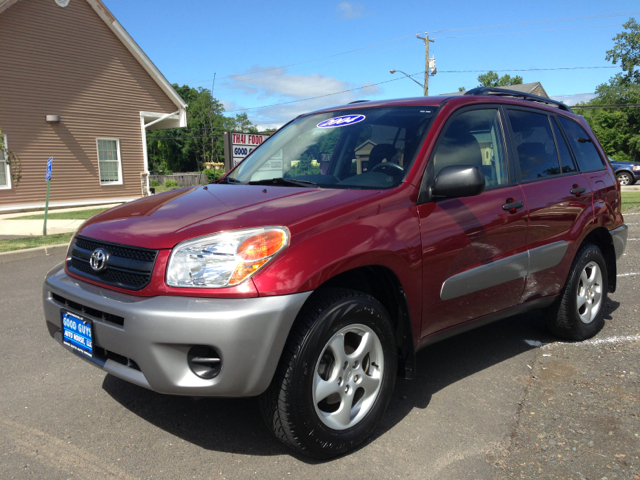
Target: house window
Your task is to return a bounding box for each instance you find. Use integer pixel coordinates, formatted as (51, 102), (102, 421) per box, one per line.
(0, 134), (11, 189)
(97, 139), (123, 185)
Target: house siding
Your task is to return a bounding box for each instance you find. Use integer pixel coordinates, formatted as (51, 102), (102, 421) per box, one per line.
(0, 0), (178, 210)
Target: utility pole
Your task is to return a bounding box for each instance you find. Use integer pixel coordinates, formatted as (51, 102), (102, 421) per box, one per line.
(416, 32), (434, 96)
(210, 73), (216, 165)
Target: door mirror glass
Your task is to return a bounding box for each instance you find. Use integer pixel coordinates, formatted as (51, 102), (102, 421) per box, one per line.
(433, 165), (485, 198)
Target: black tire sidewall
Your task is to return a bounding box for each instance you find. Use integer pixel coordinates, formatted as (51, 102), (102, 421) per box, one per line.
(564, 244), (608, 339)
(289, 294), (397, 457)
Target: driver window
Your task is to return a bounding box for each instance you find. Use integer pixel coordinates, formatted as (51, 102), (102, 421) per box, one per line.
(433, 109), (509, 188)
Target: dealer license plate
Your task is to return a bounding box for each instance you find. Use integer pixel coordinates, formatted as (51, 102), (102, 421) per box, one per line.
(62, 311), (93, 357)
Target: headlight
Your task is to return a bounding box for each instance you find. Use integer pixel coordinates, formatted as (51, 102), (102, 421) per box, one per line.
(633, 166), (640, 171)
(166, 227), (289, 288)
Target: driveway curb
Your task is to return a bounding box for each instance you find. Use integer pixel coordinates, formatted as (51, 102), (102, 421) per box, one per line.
(0, 243), (68, 263)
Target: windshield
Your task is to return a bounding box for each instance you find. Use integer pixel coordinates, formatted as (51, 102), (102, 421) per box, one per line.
(227, 106), (436, 189)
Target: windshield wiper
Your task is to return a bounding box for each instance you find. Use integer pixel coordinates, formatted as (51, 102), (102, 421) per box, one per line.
(216, 176), (244, 184)
(247, 177), (319, 188)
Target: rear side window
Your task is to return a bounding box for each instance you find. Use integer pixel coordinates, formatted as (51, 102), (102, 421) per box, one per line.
(557, 117), (605, 172)
(508, 110), (561, 181)
(432, 108), (509, 187)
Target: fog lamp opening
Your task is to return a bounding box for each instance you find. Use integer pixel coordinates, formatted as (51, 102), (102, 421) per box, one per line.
(187, 345), (222, 379)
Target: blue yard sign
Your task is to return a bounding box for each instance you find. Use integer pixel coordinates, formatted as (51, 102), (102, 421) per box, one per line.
(46, 157), (53, 181)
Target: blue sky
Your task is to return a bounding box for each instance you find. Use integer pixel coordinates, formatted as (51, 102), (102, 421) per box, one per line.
(103, 0), (639, 129)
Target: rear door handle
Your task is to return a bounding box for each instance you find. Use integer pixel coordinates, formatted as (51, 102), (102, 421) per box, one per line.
(570, 186), (586, 195)
(502, 200), (524, 211)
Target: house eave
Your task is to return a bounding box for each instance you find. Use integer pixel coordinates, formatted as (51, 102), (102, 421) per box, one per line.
(85, 0), (187, 127)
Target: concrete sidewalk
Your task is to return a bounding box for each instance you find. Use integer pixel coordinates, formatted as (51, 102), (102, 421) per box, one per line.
(0, 203), (121, 238)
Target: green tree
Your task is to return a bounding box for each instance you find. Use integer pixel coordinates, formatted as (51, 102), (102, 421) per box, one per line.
(146, 84), (259, 173)
(606, 18), (640, 84)
(477, 71), (524, 87)
(225, 113), (258, 133)
(578, 18), (640, 162)
(578, 76), (640, 162)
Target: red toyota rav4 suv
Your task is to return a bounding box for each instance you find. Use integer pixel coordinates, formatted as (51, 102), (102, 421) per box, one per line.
(44, 88), (628, 458)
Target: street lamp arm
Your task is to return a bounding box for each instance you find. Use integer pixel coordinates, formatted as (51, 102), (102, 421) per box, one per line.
(390, 69), (425, 89)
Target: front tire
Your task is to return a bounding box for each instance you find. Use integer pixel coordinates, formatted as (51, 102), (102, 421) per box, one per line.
(259, 288), (397, 459)
(617, 171), (634, 186)
(544, 244), (608, 340)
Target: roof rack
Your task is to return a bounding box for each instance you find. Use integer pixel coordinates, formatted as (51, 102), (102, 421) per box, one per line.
(348, 100), (369, 104)
(463, 87), (573, 113)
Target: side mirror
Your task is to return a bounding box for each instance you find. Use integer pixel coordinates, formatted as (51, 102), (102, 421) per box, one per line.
(433, 165), (485, 198)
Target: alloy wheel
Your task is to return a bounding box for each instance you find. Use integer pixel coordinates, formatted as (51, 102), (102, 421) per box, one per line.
(617, 172), (631, 185)
(576, 261), (603, 324)
(313, 324), (384, 430)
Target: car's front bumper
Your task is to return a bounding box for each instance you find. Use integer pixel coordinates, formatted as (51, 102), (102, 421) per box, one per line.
(43, 264), (311, 397)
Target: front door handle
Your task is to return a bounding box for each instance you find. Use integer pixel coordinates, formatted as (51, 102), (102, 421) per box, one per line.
(570, 186), (586, 195)
(502, 200), (524, 211)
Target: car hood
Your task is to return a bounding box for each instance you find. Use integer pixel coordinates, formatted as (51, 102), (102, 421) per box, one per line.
(77, 184), (379, 249)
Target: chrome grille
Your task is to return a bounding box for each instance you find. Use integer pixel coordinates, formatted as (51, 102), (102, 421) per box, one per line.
(67, 236), (158, 291)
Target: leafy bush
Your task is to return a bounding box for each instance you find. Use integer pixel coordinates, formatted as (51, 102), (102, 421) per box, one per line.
(203, 168), (222, 182)
(164, 180), (178, 188)
(149, 179), (161, 187)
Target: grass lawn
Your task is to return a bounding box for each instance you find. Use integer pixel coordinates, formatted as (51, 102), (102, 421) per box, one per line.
(0, 233), (73, 253)
(621, 191), (640, 212)
(13, 207), (110, 220)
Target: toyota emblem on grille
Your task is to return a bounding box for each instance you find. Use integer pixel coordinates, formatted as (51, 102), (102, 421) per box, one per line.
(89, 248), (108, 272)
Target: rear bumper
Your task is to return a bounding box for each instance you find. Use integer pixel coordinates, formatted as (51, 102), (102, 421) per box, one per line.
(610, 224), (628, 261)
(43, 264), (311, 397)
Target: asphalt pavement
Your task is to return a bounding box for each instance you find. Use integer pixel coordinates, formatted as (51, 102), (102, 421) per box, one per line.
(0, 214), (638, 479)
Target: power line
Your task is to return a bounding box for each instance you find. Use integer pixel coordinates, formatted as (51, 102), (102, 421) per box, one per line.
(433, 23), (624, 40)
(439, 66), (618, 73)
(430, 10), (640, 33)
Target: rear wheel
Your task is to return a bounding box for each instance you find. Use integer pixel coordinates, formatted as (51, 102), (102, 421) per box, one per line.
(259, 288), (397, 459)
(544, 244), (608, 340)
(617, 171), (634, 186)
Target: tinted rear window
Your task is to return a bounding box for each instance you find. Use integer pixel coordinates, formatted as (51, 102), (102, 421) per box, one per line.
(557, 117), (605, 172)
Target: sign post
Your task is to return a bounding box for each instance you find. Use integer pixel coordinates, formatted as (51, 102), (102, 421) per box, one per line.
(43, 157), (52, 235)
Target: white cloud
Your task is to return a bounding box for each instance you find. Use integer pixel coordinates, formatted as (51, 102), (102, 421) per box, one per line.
(550, 93), (598, 106)
(220, 99), (240, 112)
(221, 68), (382, 129)
(336, 1), (363, 19)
